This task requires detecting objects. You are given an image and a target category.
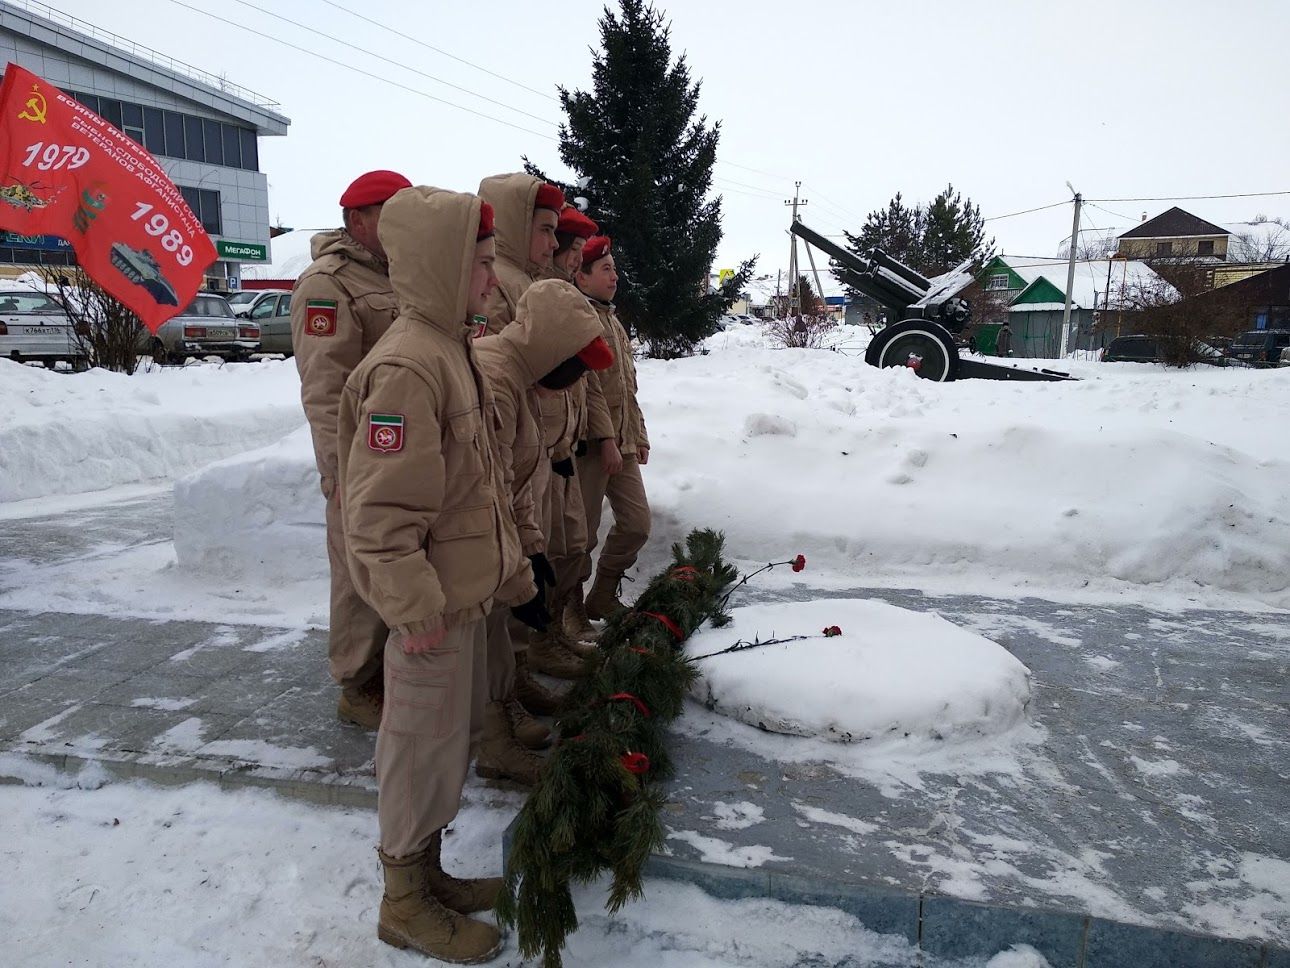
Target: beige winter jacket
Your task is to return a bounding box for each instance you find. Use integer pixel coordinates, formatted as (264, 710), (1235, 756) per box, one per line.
(474, 279), (607, 555)
(532, 264), (606, 461)
(585, 299), (649, 451)
(338, 187), (535, 636)
(477, 172), (546, 335)
(292, 230), (398, 493)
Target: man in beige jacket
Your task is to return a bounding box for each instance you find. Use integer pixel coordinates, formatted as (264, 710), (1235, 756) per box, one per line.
(572, 236), (652, 622)
(339, 188), (537, 963)
(292, 169), (410, 731)
(473, 280), (614, 781)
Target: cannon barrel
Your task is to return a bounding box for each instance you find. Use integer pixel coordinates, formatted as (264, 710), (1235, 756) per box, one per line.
(869, 248), (932, 292)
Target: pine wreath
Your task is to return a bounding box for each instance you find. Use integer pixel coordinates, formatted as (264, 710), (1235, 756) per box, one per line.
(496, 528), (740, 967)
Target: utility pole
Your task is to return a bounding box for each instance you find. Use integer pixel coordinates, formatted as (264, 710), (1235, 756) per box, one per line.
(774, 268), (782, 317)
(1059, 185), (1082, 358)
(785, 181), (807, 318)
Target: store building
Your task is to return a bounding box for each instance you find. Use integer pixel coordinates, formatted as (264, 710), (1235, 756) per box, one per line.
(0, 0), (289, 292)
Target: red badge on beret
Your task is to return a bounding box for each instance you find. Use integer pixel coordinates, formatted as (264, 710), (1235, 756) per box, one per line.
(534, 183), (565, 212)
(339, 170), (412, 208)
(576, 335), (615, 371)
(580, 235), (611, 271)
(477, 201), (495, 240)
(558, 206), (598, 239)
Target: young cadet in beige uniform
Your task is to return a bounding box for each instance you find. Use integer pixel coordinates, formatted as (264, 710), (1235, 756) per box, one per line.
(472, 280), (614, 781)
(573, 236), (652, 621)
(535, 206), (608, 650)
(338, 189), (537, 963)
(292, 169), (411, 731)
(476, 172), (564, 335)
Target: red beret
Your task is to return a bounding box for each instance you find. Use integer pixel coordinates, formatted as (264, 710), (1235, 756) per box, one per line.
(339, 170), (412, 208)
(558, 206), (598, 239)
(580, 235), (611, 271)
(577, 335), (615, 371)
(477, 201), (495, 241)
(534, 183), (565, 212)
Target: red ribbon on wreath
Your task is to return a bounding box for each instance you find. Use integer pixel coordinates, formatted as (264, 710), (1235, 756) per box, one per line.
(823, 625), (843, 637)
(620, 751), (650, 775)
(640, 611), (684, 640)
(670, 565), (699, 583)
(629, 646), (651, 656)
(607, 691), (651, 717)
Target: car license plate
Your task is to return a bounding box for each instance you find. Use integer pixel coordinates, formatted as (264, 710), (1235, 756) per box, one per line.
(205, 328), (234, 339)
(17, 325), (64, 336)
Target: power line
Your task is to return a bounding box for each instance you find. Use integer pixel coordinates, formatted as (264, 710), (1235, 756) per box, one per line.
(319, 0), (562, 103)
(1087, 190), (1290, 203)
(800, 184), (868, 224)
(985, 199), (1070, 222)
(162, 0), (558, 142)
(229, 0), (558, 129)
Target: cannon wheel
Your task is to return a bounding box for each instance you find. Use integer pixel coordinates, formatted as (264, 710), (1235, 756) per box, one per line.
(865, 319), (960, 382)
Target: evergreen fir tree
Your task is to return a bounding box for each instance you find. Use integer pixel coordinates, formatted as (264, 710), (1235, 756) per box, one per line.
(833, 185), (994, 300)
(525, 0), (755, 357)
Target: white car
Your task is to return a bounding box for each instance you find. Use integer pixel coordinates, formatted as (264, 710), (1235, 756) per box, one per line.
(1280, 346), (1290, 367)
(0, 289), (85, 368)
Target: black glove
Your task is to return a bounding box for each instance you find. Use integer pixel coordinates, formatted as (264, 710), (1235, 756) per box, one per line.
(574, 440), (589, 458)
(529, 552), (557, 593)
(511, 592), (551, 632)
(551, 457), (574, 479)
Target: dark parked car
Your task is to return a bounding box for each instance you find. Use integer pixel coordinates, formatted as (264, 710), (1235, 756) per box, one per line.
(1102, 335), (1227, 366)
(1228, 329), (1290, 367)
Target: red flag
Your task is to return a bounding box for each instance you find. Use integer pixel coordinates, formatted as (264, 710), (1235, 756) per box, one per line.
(0, 63), (217, 333)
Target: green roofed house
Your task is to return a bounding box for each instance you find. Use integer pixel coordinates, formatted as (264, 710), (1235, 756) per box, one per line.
(963, 255), (1175, 358)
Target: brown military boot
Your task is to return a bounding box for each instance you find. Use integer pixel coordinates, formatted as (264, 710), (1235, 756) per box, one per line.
(563, 584), (599, 644)
(505, 691), (551, 750)
(527, 626), (591, 680)
(377, 847), (502, 963)
(338, 675), (383, 731)
(425, 829), (503, 914)
(514, 651), (564, 716)
(584, 569), (627, 622)
(552, 590), (599, 659)
(475, 700), (545, 787)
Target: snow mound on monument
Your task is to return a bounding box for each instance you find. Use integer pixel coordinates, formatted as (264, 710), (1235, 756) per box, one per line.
(689, 599), (1031, 745)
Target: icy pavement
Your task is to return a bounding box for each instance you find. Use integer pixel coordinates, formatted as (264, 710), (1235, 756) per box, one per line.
(2, 492), (1288, 965)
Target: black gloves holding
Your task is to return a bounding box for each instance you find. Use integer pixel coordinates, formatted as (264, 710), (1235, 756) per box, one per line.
(529, 552), (557, 593)
(551, 457), (574, 478)
(511, 592), (551, 632)
(574, 440), (589, 458)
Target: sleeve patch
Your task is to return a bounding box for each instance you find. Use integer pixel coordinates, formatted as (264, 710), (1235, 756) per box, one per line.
(305, 299), (338, 337)
(368, 413), (405, 453)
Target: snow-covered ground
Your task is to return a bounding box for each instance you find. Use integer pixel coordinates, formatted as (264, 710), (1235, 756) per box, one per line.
(2, 336), (1289, 624)
(2, 333), (1288, 965)
(0, 757), (1053, 968)
(0, 357), (304, 504)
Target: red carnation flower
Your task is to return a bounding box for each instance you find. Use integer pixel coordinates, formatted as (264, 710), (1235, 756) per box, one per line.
(791, 554), (807, 573)
(823, 625), (842, 637)
(621, 751), (650, 776)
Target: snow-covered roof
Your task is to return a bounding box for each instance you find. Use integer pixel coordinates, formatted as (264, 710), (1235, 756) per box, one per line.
(1000, 256), (1176, 310)
(240, 229), (328, 281)
(1223, 221), (1290, 263)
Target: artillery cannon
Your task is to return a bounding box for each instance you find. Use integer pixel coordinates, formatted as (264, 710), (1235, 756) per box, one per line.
(789, 220), (1074, 382)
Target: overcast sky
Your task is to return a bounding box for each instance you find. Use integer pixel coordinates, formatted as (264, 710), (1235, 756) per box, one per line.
(41, 0), (1290, 297)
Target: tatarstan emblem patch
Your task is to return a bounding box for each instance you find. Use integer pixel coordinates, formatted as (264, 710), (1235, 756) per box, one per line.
(368, 413), (404, 453)
(306, 299), (337, 337)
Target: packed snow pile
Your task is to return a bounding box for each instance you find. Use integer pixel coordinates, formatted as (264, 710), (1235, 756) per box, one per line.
(636, 349), (1290, 608)
(689, 599), (1032, 744)
(0, 358), (305, 503)
(173, 424), (324, 579)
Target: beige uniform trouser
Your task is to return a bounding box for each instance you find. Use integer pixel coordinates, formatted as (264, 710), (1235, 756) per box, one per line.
(484, 609), (515, 701)
(575, 454), (650, 581)
(377, 618), (488, 859)
(545, 467), (588, 601)
(323, 487), (389, 690)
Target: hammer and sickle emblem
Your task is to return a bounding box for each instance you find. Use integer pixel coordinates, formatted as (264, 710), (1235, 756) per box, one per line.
(18, 85), (47, 125)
